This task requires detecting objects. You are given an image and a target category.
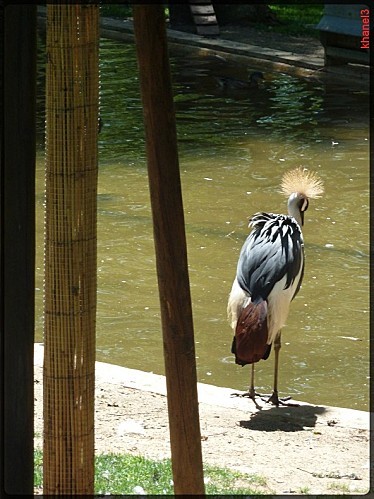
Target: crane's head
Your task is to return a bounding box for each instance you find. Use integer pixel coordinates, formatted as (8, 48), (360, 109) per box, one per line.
(281, 168), (324, 226)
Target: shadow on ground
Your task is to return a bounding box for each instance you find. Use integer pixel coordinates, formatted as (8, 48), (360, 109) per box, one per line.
(240, 404), (327, 432)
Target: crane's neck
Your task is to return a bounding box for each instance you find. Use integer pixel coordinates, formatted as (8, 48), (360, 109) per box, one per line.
(287, 192), (306, 227)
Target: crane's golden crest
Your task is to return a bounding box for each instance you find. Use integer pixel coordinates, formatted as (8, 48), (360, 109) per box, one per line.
(281, 167), (324, 199)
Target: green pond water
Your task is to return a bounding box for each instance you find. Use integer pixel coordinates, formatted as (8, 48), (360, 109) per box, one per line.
(35, 36), (369, 411)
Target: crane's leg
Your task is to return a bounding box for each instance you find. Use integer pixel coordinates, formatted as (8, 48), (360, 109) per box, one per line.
(248, 363), (256, 398)
(231, 364), (262, 408)
(267, 333), (282, 405)
(231, 364), (255, 398)
(266, 332), (299, 407)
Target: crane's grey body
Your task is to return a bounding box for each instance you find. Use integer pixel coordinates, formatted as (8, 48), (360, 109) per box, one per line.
(237, 212), (304, 300)
(228, 212), (304, 350)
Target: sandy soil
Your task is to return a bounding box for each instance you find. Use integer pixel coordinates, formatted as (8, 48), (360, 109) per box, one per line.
(34, 352), (370, 496)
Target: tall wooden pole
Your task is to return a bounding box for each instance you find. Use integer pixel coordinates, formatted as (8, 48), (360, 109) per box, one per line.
(1, 5), (36, 495)
(133, 6), (205, 495)
(44, 5), (99, 494)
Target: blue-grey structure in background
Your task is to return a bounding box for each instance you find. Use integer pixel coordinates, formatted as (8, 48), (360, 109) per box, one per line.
(316, 4), (369, 65)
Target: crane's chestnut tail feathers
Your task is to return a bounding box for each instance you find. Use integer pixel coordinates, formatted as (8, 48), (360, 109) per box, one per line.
(231, 299), (270, 365)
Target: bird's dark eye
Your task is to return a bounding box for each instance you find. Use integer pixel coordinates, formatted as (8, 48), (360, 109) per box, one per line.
(299, 197), (309, 212)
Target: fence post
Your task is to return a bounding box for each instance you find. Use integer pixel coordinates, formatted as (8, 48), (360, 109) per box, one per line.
(133, 6), (205, 495)
(43, 5), (99, 494)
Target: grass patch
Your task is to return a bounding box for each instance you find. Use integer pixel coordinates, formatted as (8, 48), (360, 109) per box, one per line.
(299, 485), (311, 494)
(263, 4), (324, 37)
(99, 4), (133, 19)
(34, 449), (43, 488)
(34, 449), (266, 495)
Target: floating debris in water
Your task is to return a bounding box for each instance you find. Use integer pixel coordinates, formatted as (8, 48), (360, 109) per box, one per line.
(337, 336), (362, 342)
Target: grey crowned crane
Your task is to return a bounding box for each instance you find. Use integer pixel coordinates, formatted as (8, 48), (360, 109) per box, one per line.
(227, 168), (324, 406)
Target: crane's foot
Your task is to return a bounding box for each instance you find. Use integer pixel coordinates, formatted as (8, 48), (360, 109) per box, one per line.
(265, 391), (300, 407)
(231, 389), (264, 409)
(231, 390), (261, 399)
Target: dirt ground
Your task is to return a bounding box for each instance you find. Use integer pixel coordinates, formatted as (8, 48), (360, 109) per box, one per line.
(34, 354), (370, 496)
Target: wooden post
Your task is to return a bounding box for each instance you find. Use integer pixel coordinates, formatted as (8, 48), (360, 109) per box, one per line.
(133, 6), (205, 496)
(1, 5), (36, 495)
(43, 5), (99, 494)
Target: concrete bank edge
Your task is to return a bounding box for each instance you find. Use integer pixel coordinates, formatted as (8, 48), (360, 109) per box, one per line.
(34, 343), (369, 431)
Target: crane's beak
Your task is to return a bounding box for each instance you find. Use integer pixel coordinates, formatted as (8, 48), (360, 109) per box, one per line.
(300, 210), (305, 226)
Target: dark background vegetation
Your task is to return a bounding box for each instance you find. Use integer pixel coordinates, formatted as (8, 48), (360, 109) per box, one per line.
(99, 4), (324, 39)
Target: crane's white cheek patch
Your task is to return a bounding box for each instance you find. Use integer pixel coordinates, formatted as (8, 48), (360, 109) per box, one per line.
(301, 197), (309, 212)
